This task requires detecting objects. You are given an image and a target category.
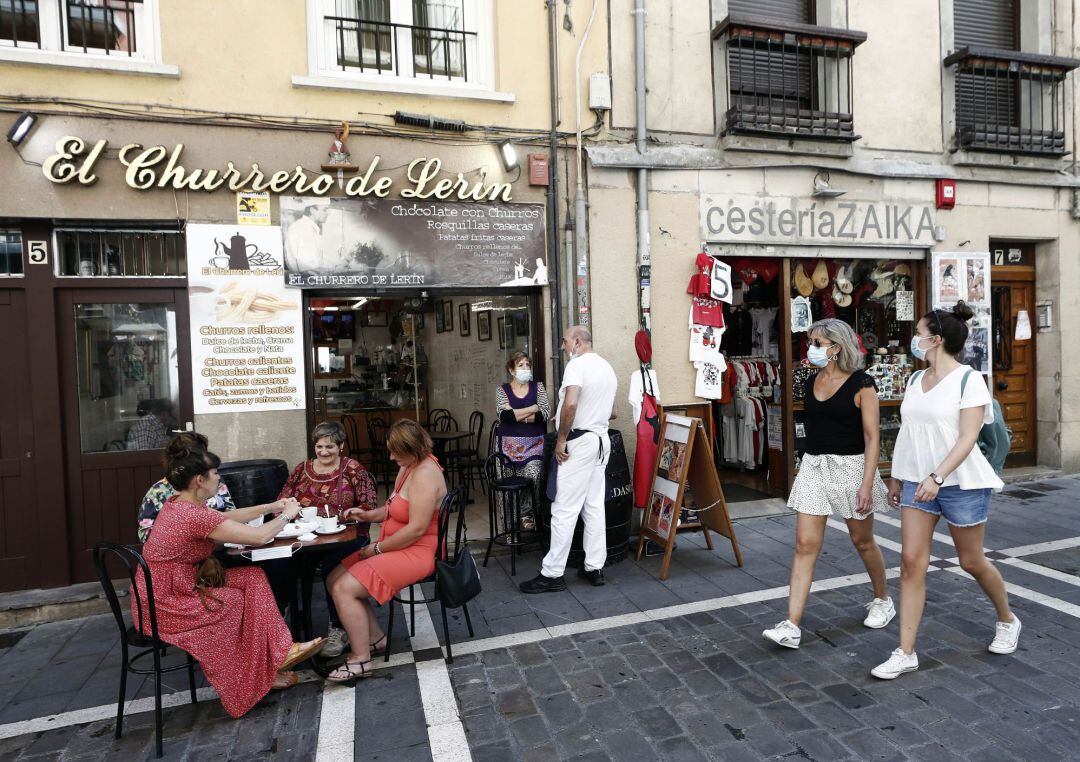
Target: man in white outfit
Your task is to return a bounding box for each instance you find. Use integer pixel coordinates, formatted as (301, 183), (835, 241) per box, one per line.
(521, 326), (618, 593)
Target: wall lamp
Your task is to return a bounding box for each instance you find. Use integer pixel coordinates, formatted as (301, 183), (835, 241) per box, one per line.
(498, 140), (518, 171)
(812, 170), (847, 198)
(6, 112), (37, 146)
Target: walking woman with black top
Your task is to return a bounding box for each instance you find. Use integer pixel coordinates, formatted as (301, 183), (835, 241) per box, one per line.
(871, 303), (1014, 680)
(763, 318), (893, 649)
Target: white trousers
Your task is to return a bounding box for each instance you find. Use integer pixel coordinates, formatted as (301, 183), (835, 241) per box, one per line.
(541, 432), (610, 577)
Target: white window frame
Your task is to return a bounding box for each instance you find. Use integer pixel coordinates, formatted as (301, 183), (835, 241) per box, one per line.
(0, 229), (25, 278)
(294, 0), (513, 102)
(0, 0), (177, 77)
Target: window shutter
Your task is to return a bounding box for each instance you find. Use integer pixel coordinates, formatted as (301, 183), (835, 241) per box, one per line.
(726, 0), (814, 116)
(954, 0), (1017, 49)
(728, 0), (812, 23)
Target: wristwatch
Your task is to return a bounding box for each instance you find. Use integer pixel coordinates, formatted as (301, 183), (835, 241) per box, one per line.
(929, 473), (944, 486)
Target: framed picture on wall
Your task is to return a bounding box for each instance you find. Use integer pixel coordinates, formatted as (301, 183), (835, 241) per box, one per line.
(442, 299), (454, 333)
(497, 317), (505, 349)
(434, 300), (445, 333)
(365, 308), (388, 327)
(477, 310), (492, 341)
(459, 303), (471, 336)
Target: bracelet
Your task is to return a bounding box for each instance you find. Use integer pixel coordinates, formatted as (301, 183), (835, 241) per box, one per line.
(374, 542), (381, 555)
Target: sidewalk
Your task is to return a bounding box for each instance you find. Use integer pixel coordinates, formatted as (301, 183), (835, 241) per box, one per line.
(1, 477), (1079, 759)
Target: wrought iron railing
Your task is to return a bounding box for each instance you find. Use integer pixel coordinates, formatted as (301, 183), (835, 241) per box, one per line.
(56, 229), (185, 277)
(713, 15), (867, 142)
(945, 46), (1080, 156)
(63, 0), (140, 55)
(0, 0), (41, 47)
(324, 14), (476, 80)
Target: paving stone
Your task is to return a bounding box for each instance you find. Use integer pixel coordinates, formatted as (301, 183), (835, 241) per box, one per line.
(632, 706), (682, 741)
(730, 675), (782, 705)
(639, 667), (681, 694)
(582, 699), (632, 732)
(655, 735), (709, 762)
(759, 700), (816, 734)
(739, 722), (796, 758)
(679, 669), (725, 698)
(535, 692), (581, 730)
(520, 663), (568, 697)
(564, 669), (612, 702)
(821, 682), (878, 711)
(496, 686), (538, 719)
(838, 727), (906, 761)
(598, 728), (658, 761)
(508, 714), (552, 748)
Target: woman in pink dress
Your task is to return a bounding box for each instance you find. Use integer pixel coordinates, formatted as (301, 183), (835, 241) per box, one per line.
(132, 439), (326, 717)
(325, 420), (447, 682)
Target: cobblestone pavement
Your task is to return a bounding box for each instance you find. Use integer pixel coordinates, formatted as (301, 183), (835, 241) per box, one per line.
(0, 478), (1079, 759)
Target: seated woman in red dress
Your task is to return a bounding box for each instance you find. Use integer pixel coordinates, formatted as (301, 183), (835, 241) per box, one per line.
(278, 421), (378, 658)
(325, 420), (447, 682)
(132, 438), (326, 718)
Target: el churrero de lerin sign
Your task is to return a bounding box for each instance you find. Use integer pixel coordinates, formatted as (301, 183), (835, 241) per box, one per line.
(39, 135), (514, 202)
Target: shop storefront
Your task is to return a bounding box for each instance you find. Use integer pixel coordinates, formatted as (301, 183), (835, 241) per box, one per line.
(586, 162), (1078, 503)
(0, 112), (547, 592)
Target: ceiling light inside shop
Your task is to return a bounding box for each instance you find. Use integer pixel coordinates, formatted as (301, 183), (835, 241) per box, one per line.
(6, 112), (37, 146)
(351, 298), (368, 310)
(499, 140), (518, 171)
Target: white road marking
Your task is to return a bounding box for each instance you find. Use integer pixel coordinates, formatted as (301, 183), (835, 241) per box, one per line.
(999, 558), (1080, 587)
(946, 567), (1080, 619)
(999, 536), (1080, 558)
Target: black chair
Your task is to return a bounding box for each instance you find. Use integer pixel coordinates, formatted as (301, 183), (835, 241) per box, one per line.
(341, 414), (375, 468)
(446, 413), (490, 501)
(94, 543), (199, 759)
(367, 415), (393, 488)
(482, 452), (538, 577)
(426, 408), (456, 432)
(385, 487), (476, 664)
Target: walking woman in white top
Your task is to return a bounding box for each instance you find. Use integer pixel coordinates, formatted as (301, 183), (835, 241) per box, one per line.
(871, 303), (1016, 680)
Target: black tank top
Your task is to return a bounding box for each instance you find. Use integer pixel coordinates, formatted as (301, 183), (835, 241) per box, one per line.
(802, 370), (877, 456)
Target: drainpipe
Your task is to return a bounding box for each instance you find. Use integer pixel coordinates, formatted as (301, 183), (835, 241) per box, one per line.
(633, 0), (650, 330)
(574, 0), (599, 331)
(548, 0), (564, 381)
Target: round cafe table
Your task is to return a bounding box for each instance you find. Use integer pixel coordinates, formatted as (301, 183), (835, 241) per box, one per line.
(226, 523), (359, 643)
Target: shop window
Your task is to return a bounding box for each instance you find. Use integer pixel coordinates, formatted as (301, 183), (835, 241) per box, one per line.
(0, 229), (24, 276)
(73, 302), (180, 453)
(55, 228), (185, 277)
(311, 0), (491, 86)
(0, 0), (160, 60)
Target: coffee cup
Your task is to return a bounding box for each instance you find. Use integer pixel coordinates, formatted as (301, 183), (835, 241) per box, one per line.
(318, 514), (339, 533)
(300, 507), (317, 521)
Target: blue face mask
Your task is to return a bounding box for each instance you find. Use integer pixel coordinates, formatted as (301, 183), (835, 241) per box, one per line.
(910, 335), (929, 360)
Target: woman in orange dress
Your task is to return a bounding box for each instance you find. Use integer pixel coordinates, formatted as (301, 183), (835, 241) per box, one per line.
(325, 420), (447, 682)
(132, 439), (326, 717)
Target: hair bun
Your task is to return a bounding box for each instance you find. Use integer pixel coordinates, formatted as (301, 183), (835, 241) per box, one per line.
(951, 301), (974, 322)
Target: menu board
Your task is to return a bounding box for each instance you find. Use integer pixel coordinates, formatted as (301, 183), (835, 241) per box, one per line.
(186, 224), (306, 413)
(931, 251), (992, 375)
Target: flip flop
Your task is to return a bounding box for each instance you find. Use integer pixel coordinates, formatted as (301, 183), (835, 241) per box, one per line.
(326, 658), (373, 685)
(272, 670), (299, 691)
(279, 637), (326, 672)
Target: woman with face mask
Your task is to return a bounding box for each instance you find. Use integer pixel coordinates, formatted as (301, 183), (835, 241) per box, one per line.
(872, 302), (1013, 680)
(495, 351), (551, 530)
(763, 318), (893, 651)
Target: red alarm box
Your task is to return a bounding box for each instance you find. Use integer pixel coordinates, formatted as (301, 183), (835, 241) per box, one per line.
(936, 179), (956, 209)
(528, 153), (549, 186)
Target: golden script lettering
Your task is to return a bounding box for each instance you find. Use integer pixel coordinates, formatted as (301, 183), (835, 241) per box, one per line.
(41, 136), (514, 201)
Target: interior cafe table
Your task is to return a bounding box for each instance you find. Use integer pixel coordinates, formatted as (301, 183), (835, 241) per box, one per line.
(225, 522), (360, 644)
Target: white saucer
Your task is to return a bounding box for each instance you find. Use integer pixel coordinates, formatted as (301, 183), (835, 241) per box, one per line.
(297, 532), (318, 542)
(315, 526), (346, 535)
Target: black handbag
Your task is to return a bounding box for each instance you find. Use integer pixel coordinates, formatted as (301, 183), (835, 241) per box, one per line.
(435, 547), (482, 609)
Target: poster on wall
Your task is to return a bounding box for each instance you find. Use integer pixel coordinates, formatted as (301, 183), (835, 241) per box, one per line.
(280, 197), (546, 289)
(931, 251), (992, 375)
(186, 224), (306, 414)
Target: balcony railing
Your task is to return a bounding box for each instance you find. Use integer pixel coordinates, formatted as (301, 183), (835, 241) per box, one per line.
(713, 15), (867, 142)
(945, 46), (1080, 156)
(325, 15), (476, 80)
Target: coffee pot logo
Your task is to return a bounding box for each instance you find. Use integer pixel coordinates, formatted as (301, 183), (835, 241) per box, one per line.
(210, 232), (280, 270)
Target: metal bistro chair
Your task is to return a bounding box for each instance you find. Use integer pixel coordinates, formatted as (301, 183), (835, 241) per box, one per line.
(93, 543), (199, 759)
(385, 487), (476, 664)
(341, 413), (376, 468)
(426, 408), (456, 433)
(483, 452), (538, 577)
(367, 415), (393, 489)
(444, 410), (485, 501)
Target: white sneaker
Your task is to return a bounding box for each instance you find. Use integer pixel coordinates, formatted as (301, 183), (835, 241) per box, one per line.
(988, 615), (1022, 654)
(871, 648), (919, 679)
(863, 597), (896, 629)
(322, 626), (349, 658)
(762, 620), (802, 649)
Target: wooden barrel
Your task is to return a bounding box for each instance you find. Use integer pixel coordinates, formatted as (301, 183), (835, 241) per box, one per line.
(218, 459), (290, 509)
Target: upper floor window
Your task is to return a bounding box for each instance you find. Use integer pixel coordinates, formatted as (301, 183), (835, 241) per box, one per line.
(0, 0), (156, 58)
(55, 228), (185, 277)
(312, 0), (489, 85)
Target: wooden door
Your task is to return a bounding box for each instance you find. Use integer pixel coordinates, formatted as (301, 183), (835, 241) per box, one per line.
(991, 255), (1036, 467)
(0, 289), (43, 592)
(57, 288), (193, 582)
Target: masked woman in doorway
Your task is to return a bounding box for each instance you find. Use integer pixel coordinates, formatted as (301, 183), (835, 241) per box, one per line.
(495, 351), (550, 530)
(871, 303), (1014, 680)
(762, 318), (893, 650)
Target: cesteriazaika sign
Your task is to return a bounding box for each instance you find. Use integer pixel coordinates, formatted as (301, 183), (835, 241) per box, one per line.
(280, 197), (547, 290)
(701, 194), (937, 247)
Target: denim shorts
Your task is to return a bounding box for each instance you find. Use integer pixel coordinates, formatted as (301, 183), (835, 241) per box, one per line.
(900, 480), (991, 527)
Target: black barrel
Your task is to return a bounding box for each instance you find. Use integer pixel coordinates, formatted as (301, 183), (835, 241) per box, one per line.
(218, 459), (290, 508)
(539, 430), (633, 568)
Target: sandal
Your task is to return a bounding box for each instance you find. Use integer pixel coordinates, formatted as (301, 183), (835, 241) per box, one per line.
(326, 658), (373, 684)
(279, 637), (326, 672)
(370, 634), (388, 656)
(272, 670), (299, 691)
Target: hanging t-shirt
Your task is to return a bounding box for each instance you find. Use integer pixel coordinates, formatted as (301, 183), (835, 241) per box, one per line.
(750, 307), (778, 358)
(695, 360), (727, 400)
(690, 297), (726, 329)
(628, 368), (661, 425)
(689, 324), (726, 365)
(686, 252), (712, 298)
